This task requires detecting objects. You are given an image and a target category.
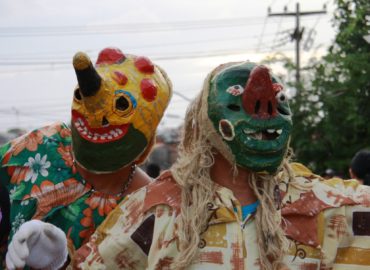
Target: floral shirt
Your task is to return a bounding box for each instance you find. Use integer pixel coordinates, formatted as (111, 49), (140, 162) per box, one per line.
(0, 122), (126, 267)
(74, 164), (370, 270)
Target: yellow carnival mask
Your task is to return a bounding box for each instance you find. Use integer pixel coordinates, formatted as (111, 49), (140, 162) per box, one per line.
(71, 47), (172, 173)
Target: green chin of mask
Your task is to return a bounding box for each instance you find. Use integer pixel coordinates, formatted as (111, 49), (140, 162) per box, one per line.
(208, 62), (293, 174)
(71, 124), (147, 173)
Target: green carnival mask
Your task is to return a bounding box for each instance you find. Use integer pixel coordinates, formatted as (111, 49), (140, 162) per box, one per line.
(208, 62), (292, 173)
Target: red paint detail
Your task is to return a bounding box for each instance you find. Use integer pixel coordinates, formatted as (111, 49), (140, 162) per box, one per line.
(71, 110), (130, 144)
(96, 47), (126, 65)
(280, 189), (355, 248)
(134, 56), (154, 74)
(242, 65), (278, 119)
(199, 251), (224, 264)
(272, 83), (283, 93)
(230, 243), (244, 270)
(143, 171), (182, 214)
(112, 71), (128, 86)
(140, 78), (157, 102)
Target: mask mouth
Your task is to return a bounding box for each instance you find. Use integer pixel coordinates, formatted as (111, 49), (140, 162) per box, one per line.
(72, 110), (130, 143)
(243, 128), (282, 141)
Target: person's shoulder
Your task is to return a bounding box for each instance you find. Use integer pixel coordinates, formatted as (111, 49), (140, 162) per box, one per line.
(287, 162), (366, 208)
(114, 170), (181, 218)
(97, 171), (181, 237)
(283, 163), (370, 249)
(37, 122), (71, 139)
(143, 170), (182, 213)
(1, 122), (71, 165)
(290, 162), (322, 180)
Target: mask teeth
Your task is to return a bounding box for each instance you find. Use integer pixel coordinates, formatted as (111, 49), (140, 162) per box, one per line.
(243, 128), (283, 141)
(267, 129), (283, 134)
(243, 128), (256, 135)
(74, 118), (126, 142)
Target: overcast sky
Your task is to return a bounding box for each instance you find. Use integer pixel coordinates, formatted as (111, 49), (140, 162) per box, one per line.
(0, 0), (335, 133)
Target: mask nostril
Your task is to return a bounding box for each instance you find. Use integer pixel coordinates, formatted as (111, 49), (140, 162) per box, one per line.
(254, 100), (261, 114)
(268, 101), (273, 115)
(102, 116), (109, 127)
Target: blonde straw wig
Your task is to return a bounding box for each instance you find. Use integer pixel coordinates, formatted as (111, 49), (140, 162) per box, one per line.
(171, 63), (294, 269)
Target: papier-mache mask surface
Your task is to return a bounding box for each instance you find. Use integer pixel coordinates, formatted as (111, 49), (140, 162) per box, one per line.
(71, 47), (172, 173)
(207, 62), (292, 173)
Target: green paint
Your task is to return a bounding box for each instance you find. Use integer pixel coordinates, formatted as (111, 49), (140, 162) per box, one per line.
(72, 125), (147, 172)
(208, 62), (293, 173)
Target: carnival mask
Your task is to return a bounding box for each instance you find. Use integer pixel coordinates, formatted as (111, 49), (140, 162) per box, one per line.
(71, 48), (172, 173)
(208, 62), (292, 173)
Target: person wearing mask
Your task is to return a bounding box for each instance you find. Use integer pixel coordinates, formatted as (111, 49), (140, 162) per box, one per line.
(7, 62), (370, 270)
(1, 47), (172, 270)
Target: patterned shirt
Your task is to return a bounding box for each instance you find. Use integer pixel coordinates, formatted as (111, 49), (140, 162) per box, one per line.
(73, 163), (370, 270)
(0, 122), (126, 267)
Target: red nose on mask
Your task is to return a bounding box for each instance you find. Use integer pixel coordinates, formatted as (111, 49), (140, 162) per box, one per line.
(242, 65), (280, 119)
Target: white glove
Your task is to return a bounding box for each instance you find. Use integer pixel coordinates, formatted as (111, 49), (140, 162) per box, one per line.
(6, 220), (68, 270)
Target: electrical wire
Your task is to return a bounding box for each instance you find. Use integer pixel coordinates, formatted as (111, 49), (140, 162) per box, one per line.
(0, 16), (267, 37)
(0, 32), (277, 61)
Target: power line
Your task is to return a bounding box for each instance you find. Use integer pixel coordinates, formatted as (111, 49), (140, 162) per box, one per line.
(0, 32), (277, 61)
(0, 17), (267, 37)
(0, 46), (262, 67)
(0, 15), (328, 38)
(0, 40), (332, 75)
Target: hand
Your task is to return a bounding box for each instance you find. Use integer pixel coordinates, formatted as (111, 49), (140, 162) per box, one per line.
(6, 220), (68, 270)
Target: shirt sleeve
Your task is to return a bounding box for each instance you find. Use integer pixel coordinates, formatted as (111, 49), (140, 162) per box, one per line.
(320, 183), (370, 269)
(72, 189), (179, 270)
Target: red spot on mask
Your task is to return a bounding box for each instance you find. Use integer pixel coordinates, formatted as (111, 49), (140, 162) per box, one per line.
(96, 47), (126, 65)
(141, 78), (157, 102)
(135, 56), (154, 74)
(242, 65), (278, 119)
(112, 71), (128, 86)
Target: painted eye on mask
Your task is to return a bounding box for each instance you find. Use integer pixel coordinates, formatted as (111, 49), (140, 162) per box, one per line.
(226, 84), (244, 96)
(74, 88), (82, 102)
(275, 91), (290, 116)
(276, 91), (287, 103)
(113, 90), (137, 117)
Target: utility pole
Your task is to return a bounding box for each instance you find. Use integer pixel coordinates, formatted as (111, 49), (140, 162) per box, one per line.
(268, 3), (326, 85)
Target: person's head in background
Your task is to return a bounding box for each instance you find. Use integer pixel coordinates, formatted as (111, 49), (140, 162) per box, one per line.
(145, 163), (161, 178)
(322, 168), (336, 179)
(350, 149), (370, 186)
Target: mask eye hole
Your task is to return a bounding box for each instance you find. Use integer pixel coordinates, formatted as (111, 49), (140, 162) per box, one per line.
(113, 90), (136, 116)
(114, 94), (134, 117)
(116, 96), (130, 111)
(74, 88), (82, 101)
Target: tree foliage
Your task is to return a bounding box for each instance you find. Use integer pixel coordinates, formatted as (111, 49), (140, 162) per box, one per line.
(290, 0), (370, 176)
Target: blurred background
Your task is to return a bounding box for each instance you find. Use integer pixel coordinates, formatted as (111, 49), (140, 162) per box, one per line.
(0, 0), (369, 177)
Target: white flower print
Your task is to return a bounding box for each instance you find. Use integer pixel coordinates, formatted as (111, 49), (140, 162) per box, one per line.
(20, 200), (29, 206)
(12, 212), (25, 234)
(9, 186), (17, 204)
(24, 153), (51, 183)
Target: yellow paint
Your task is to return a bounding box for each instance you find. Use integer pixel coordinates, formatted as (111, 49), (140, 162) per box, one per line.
(72, 54), (172, 141)
(287, 241), (321, 259)
(318, 212), (325, 246)
(202, 223), (228, 248)
(290, 162), (316, 178)
(335, 247), (370, 265)
(73, 52), (91, 70)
